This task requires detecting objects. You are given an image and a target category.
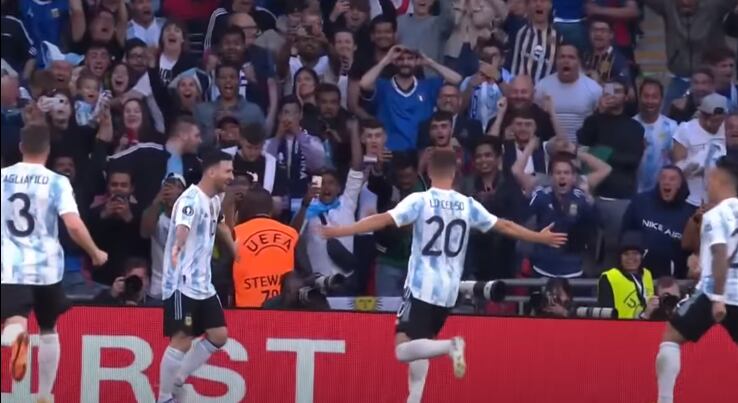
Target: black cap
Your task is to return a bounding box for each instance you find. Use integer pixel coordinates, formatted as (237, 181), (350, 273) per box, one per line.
(619, 231), (644, 254)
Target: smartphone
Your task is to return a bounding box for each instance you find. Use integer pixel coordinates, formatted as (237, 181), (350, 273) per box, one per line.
(604, 83), (615, 96)
(311, 175), (323, 189)
(363, 155), (378, 164)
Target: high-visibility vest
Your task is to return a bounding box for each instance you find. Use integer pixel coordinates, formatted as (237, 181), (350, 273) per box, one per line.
(601, 268), (654, 319)
(232, 218), (298, 307)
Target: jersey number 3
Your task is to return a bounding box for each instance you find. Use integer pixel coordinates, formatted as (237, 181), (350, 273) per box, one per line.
(6, 193), (34, 237)
(421, 216), (467, 257)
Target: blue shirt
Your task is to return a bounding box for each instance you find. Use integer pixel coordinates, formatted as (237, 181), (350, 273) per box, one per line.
(20, 0), (68, 50)
(369, 77), (442, 151)
(528, 186), (595, 277)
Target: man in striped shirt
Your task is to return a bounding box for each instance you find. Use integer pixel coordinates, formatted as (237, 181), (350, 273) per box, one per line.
(509, 0), (562, 84)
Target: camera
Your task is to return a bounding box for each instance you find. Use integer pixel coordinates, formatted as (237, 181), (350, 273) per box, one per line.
(458, 281), (507, 302)
(649, 294), (680, 321)
(122, 275), (143, 302)
(309, 273), (347, 294)
(573, 307), (618, 319)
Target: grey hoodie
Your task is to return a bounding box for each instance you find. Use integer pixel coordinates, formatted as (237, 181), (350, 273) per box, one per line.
(646, 0), (734, 77)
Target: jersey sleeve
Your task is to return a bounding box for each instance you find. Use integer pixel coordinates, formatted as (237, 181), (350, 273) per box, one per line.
(56, 176), (79, 216)
(703, 210), (729, 248)
(468, 198), (498, 233)
(388, 192), (424, 227)
(173, 195), (200, 230)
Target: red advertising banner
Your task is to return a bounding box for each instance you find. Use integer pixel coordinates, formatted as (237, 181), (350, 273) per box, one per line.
(2, 307), (736, 403)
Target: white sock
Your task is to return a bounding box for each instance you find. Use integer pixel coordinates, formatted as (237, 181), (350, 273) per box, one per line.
(157, 347), (185, 402)
(1, 323), (24, 345)
(407, 359), (429, 403)
(175, 338), (219, 386)
(38, 333), (60, 397)
(656, 342), (681, 403)
(395, 339), (452, 363)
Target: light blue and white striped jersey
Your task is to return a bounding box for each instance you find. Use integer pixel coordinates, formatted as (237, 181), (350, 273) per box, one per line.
(162, 185), (222, 300)
(1, 162), (78, 285)
(697, 197), (738, 306)
(388, 188), (498, 307)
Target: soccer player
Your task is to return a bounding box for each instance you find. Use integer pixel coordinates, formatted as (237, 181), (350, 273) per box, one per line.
(656, 156), (738, 403)
(157, 150), (236, 403)
(1, 124), (108, 403)
(322, 149), (567, 403)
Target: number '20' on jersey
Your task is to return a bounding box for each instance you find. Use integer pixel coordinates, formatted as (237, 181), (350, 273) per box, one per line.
(1, 163), (79, 285)
(388, 188), (498, 307)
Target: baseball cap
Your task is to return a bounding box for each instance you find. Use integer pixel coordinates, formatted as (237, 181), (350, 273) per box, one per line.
(698, 93), (728, 115)
(162, 172), (186, 187)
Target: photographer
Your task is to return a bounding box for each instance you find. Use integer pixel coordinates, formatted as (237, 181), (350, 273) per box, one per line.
(641, 276), (683, 321)
(262, 272), (331, 311)
(93, 258), (150, 306)
(597, 232), (655, 319)
(88, 169), (148, 285)
(529, 277), (575, 318)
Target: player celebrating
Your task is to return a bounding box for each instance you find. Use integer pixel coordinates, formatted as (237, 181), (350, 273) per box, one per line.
(322, 150), (567, 403)
(157, 150), (236, 403)
(1, 125), (108, 403)
(656, 156), (738, 403)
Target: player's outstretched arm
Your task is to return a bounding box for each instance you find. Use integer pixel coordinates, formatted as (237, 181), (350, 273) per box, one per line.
(321, 212), (395, 239)
(492, 220), (567, 248)
(61, 213), (108, 266)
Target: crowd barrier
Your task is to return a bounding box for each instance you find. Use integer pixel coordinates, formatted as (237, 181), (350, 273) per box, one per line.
(2, 306), (736, 403)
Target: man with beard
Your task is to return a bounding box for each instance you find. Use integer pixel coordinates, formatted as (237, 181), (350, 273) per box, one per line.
(489, 74), (556, 141)
(578, 77), (644, 267)
(359, 46), (461, 151)
(509, 0), (562, 84)
(526, 155), (597, 278)
(672, 93), (728, 207)
(347, 14), (398, 119)
(536, 43), (602, 143)
(634, 78), (679, 193)
(417, 84), (484, 151)
(194, 63), (265, 149)
(70, 3), (125, 58)
(668, 68), (717, 124)
(621, 166), (695, 279)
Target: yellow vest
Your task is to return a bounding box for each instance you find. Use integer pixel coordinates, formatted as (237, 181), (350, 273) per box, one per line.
(601, 268), (654, 319)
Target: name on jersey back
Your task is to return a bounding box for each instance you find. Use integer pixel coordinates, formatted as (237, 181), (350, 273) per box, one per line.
(3, 173), (50, 185)
(429, 199), (465, 211)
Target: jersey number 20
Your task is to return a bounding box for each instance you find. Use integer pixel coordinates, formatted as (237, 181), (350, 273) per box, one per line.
(421, 216), (467, 257)
(6, 193), (34, 237)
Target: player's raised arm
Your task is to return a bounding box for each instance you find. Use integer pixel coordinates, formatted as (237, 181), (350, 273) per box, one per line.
(61, 213), (108, 266)
(321, 212), (395, 239)
(492, 220), (568, 248)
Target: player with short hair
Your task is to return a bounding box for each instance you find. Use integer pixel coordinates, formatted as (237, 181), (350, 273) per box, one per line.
(322, 149), (567, 403)
(156, 150), (236, 403)
(655, 156), (738, 403)
(1, 124), (108, 403)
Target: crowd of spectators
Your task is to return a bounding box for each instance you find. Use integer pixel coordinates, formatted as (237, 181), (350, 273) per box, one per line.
(2, 0), (737, 320)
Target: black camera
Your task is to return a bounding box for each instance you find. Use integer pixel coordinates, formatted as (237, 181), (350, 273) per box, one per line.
(649, 294), (680, 321)
(122, 275), (143, 302)
(307, 273), (347, 295)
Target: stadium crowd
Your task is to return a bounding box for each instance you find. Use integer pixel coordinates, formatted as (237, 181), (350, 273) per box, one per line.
(1, 0), (737, 319)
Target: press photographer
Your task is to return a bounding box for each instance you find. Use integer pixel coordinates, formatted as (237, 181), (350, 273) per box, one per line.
(529, 278), (575, 318)
(641, 276), (683, 320)
(262, 272), (346, 310)
(93, 258), (150, 306)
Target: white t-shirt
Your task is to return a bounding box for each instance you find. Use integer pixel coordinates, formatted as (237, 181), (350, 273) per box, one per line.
(697, 197), (738, 305)
(1, 163), (79, 285)
(162, 185), (222, 300)
(673, 119), (726, 206)
(388, 188), (498, 307)
(534, 73), (602, 144)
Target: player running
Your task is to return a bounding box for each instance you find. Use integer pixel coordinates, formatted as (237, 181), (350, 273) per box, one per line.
(1, 124), (108, 403)
(656, 156), (738, 403)
(322, 149), (567, 403)
(156, 150), (236, 403)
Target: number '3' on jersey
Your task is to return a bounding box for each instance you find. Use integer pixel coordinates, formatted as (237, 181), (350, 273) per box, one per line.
(1, 163), (79, 285)
(388, 188), (498, 307)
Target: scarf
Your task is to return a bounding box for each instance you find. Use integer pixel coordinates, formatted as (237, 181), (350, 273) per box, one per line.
(276, 135), (309, 198)
(305, 198), (341, 221)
